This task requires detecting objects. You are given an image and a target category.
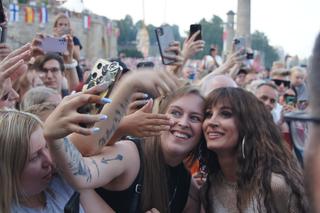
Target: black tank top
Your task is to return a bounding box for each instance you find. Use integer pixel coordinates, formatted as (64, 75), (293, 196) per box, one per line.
(95, 139), (191, 213)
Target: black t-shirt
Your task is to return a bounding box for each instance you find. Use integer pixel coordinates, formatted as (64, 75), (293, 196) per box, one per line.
(73, 36), (83, 81)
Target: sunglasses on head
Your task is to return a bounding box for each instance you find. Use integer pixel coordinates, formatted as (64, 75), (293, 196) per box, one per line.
(272, 79), (291, 88)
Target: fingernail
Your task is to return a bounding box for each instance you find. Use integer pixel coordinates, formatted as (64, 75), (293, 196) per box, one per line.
(101, 98), (112, 104)
(70, 90), (76, 95)
(99, 115), (108, 121)
(143, 93), (149, 98)
(91, 127), (100, 133)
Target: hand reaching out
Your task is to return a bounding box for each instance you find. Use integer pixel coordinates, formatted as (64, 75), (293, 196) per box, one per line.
(120, 99), (172, 138)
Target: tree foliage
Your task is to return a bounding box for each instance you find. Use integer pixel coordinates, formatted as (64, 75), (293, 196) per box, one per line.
(251, 31), (279, 68)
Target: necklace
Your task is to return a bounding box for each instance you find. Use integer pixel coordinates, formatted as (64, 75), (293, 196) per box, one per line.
(168, 185), (177, 207)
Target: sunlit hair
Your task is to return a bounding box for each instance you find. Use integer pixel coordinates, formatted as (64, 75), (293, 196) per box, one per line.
(141, 85), (205, 213)
(24, 102), (58, 122)
(200, 87), (308, 213)
(0, 110), (42, 213)
(20, 86), (60, 111)
(53, 13), (70, 28)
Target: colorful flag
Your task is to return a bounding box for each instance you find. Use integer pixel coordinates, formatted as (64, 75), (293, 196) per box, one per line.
(39, 3), (48, 24)
(83, 15), (91, 30)
(9, 3), (19, 22)
(24, 6), (35, 24)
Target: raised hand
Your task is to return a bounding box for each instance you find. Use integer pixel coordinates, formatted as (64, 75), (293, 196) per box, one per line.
(120, 99), (172, 138)
(44, 87), (112, 141)
(182, 30), (205, 60)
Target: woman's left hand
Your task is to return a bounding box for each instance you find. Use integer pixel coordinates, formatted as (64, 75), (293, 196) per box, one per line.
(44, 85), (112, 141)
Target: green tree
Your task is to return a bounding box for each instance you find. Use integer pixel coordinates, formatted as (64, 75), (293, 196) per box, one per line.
(197, 15), (224, 59)
(251, 31), (279, 68)
(116, 15), (137, 46)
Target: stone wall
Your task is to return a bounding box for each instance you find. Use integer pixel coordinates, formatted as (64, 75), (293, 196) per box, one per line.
(6, 6), (118, 61)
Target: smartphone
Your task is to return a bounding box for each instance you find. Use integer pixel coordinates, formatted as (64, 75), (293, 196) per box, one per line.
(64, 192), (80, 213)
(234, 37), (246, 51)
(41, 36), (67, 53)
(79, 59), (123, 114)
(0, 0), (7, 43)
(0, 25), (6, 43)
(189, 24), (202, 41)
(285, 95), (297, 106)
(155, 25), (176, 65)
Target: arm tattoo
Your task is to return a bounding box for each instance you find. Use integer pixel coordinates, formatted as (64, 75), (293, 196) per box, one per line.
(63, 137), (92, 182)
(90, 158), (99, 177)
(98, 98), (130, 147)
(101, 154), (123, 164)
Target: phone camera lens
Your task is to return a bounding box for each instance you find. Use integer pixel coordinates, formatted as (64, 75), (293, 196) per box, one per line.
(97, 63), (102, 69)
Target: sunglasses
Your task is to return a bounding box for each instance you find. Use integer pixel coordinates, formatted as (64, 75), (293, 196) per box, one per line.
(272, 79), (291, 88)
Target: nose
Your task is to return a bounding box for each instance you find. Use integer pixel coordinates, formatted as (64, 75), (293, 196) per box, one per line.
(177, 115), (189, 129)
(206, 114), (219, 128)
(46, 70), (53, 78)
(41, 148), (53, 168)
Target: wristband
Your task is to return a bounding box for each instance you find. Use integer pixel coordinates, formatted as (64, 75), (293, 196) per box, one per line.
(64, 59), (78, 69)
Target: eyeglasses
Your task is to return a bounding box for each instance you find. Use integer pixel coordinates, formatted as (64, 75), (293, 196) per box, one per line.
(284, 111), (320, 166)
(38, 67), (61, 75)
(272, 79), (291, 88)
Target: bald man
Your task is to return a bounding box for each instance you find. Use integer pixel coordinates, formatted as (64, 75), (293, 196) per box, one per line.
(200, 74), (237, 96)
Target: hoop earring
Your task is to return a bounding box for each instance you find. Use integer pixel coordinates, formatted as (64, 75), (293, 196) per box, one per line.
(241, 137), (246, 159)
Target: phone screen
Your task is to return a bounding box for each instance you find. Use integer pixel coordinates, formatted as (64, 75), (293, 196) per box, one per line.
(189, 24), (202, 41)
(41, 37), (67, 53)
(155, 25), (176, 65)
(64, 192), (80, 213)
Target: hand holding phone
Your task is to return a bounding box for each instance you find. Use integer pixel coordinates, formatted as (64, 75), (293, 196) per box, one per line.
(189, 24), (202, 41)
(40, 36), (67, 53)
(155, 25), (176, 65)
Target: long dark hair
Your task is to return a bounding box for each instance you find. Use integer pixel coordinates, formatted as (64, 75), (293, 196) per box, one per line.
(200, 87), (308, 213)
(141, 85), (205, 213)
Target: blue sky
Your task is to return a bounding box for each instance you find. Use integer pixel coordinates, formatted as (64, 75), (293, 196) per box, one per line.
(83, 0), (320, 59)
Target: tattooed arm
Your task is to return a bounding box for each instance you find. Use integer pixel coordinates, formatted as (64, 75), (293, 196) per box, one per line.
(47, 137), (140, 189)
(70, 70), (178, 156)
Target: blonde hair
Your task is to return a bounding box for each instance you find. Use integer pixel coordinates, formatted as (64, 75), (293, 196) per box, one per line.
(53, 13), (70, 28)
(0, 110), (42, 213)
(290, 66), (306, 76)
(20, 87), (60, 111)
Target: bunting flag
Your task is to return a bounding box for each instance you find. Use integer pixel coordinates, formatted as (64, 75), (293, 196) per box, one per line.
(39, 3), (48, 24)
(83, 15), (91, 30)
(9, 3), (19, 22)
(24, 6), (35, 24)
(223, 31), (228, 41)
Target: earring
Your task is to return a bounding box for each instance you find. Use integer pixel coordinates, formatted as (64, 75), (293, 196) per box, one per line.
(241, 137), (246, 159)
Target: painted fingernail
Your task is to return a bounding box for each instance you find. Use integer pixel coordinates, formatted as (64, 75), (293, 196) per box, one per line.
(91, 127), (100, 133)
(70, 90), (76, 95)
(101, 98), (112, 104)
(99, 115), (108, 121)
(143, 93), (149, 98)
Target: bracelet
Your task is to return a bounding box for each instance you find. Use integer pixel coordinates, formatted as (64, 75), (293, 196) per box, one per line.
(64, 59), (78, 70)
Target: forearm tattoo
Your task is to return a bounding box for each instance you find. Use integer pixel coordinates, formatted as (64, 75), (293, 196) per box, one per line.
(101, 154), (123, 164)
(98, 98), (130, 147)
(63, 137), (92, 182)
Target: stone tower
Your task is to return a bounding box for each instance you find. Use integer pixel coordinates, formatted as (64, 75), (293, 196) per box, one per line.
(223, 10), (235, 55)
(236, 0), (251, 47)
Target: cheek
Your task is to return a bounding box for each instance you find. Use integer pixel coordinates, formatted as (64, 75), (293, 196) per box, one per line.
(20, 162), (45, 194)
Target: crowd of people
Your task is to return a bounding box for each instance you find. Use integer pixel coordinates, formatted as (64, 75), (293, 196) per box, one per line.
(0, 10), (319, 213)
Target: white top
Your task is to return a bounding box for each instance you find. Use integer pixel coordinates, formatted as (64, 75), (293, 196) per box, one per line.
(11, 175), (84, 213)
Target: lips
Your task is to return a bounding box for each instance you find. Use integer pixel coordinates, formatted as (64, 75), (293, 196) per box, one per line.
(205, 130), (225, 140)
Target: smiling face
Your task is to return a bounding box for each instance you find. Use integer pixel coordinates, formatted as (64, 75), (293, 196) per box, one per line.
(160, 93), (204, 160)
(202, 102), (239, 156)
(20, 127), (53, 196)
